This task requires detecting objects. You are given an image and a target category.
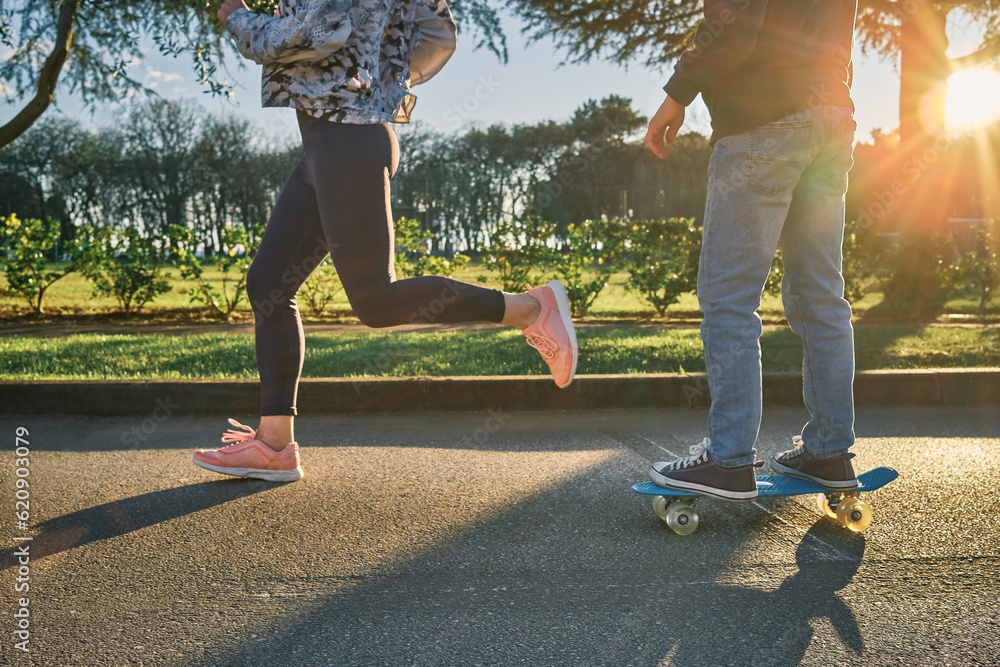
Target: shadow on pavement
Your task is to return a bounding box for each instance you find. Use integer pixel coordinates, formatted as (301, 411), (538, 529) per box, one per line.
(197, 459), (868, 667)
(661, 521), (866, 665)
(1, 479), (275, 568)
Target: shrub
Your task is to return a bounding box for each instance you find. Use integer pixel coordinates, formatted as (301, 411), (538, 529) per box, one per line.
(0, 214), (79, 314)
(554, 218), (625, 317)
(481, 217), (556, 292)
(76, 226), (173, 315)
(841, 218), (895, 304)
(953, 225), (998, 313)
(393, 217), (471, 279)
(764, 250), (784, 298)
(882, 232), (960, 320)
(298, 257), (344, 318)
(621, 219), (700, 317)
(175, 224), (260, 319)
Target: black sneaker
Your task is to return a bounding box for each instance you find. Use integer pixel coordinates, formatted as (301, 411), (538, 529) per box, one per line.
(771, 437), (858, 490)
(649, 438), (761, 502)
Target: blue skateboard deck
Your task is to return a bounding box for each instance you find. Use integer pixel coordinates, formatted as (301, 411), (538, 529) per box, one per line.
(632, 466), (899, 498)
(633, 467), (898, 535)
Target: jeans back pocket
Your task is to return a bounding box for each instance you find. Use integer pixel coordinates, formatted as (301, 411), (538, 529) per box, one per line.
(747, 118), (814, 197)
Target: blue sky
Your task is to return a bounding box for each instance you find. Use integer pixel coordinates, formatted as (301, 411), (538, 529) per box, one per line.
(0, 10), (987, 145)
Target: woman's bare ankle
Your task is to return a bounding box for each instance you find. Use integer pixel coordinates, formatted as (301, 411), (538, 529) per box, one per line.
(257, 416), (295, 451)
(502, 293), (541, 330)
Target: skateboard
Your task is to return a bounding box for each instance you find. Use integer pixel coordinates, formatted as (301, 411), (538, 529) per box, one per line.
(632, 467), (899, 535)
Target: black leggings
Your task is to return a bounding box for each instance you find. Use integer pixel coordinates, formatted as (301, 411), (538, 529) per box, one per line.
(247, 113), (505, 416)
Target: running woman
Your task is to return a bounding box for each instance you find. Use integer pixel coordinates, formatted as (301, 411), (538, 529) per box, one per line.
(192, 0), (578, 482)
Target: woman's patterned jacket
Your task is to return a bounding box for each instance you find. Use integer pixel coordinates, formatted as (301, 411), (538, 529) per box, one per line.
(226, 0), (457, 123)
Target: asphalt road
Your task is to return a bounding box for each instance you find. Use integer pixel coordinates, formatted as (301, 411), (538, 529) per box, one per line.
(1, 405), (997, 666)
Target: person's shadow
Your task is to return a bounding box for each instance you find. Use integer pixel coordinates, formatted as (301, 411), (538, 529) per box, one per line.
(1, 479), (275, 569)
(664, 520), (866, 665)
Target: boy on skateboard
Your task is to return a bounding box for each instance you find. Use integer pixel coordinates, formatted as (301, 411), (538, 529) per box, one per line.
(645, 0), (861, 500)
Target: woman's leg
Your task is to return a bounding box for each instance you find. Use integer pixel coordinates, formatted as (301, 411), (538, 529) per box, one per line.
(193, 116), (578, 480)
(245, 157), (331, 440)
(295, 115), (575, 385)
(298, 117), (506, 326)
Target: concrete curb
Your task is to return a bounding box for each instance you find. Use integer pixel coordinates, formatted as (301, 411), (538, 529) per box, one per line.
(2, 368), (999, 416)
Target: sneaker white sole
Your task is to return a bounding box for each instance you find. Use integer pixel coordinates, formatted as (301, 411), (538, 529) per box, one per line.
(770, 460), (858, 491)
(648, 468), (757, 502)
(544, 280), (578, 388)
(192, 457), (303, 482)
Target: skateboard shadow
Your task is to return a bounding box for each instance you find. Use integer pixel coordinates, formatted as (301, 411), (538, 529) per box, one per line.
(661, 520), (866, 666)
(0, 479), (275, 569)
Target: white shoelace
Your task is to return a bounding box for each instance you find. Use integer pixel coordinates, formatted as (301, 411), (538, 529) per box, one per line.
(660, 437), (712, 471)
(525, 332), (557, 360)
(220, 418), (256, 447)
(776, 435), (806, 461)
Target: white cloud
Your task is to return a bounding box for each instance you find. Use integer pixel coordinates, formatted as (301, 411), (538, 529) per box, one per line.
(143, 67), (183, 89)
(147, 69), (183, 83)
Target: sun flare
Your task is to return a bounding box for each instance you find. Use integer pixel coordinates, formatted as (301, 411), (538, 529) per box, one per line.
(945, 68), (1000, 132)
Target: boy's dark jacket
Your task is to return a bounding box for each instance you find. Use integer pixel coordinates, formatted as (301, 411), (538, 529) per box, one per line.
(664, 0), (858, 144)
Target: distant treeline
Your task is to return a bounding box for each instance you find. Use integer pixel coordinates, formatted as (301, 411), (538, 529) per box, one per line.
(1, 96), (997, 256)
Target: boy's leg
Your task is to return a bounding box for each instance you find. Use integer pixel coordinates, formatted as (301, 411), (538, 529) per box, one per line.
(772, 107), (858, 489)
(650, 112), (817, 499)
(698, 119), (813, 467)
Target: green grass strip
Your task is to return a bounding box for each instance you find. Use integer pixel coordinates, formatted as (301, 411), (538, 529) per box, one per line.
(1, 326), (999, 380)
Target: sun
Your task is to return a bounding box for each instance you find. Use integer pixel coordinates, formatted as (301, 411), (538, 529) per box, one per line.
(945, 68), (1000, 133)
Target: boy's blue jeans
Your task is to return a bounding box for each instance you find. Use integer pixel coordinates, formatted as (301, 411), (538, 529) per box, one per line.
(699, 105), (858, 467)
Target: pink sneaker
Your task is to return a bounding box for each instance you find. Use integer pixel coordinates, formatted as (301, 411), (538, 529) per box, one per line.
(523, 280), (578, 388)
(192, 419), (304, 482)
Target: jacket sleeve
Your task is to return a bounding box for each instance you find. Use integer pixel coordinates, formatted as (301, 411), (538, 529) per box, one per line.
(663, 0), (770, 106)
(225, 0), (353, 65)
(409, 0), (458, 86)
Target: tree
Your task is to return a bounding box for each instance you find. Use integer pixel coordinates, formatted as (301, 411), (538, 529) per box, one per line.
(511, 0), (1000, 229)
(119, 99), (205, 238)
(0, 0), (507, 150)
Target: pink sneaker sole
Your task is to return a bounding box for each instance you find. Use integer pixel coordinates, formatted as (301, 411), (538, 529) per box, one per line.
(192, 457), (303, 482)
(547, 280), (578, 387)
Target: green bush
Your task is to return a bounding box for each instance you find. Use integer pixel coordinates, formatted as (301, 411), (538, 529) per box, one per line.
(0, 214), (79, 314)
(764, 250), (784, 298)
(554, 218), (625, 317)
(298, 258), (344, 318)
(882, 232), (960, 320)
(481, 217), (556, 292)
(77, 226), (172, 315)
(393, 217), (471, 279)
(841, 218), (897, 304)
(953, 225), (998, 313)
(175, 224), (260, 319)
(622, 219), (700, 317)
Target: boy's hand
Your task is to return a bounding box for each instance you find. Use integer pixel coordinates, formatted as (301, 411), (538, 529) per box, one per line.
(218, 0), (250, 24)
(645, 96), (686, 160)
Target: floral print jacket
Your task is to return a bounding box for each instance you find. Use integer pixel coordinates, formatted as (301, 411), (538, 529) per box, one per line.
(226, 0), (457, 123)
